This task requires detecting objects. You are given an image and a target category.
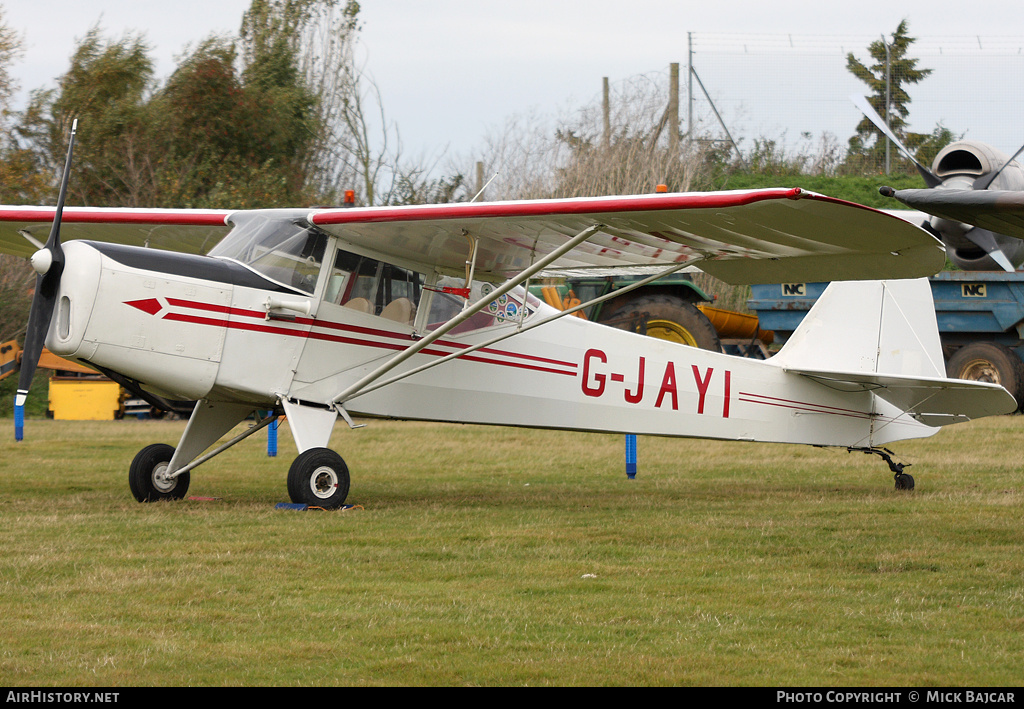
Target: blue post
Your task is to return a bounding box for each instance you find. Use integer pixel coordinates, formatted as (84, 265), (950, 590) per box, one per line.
(625, 434), (637, 479)
(14, 403), (24, 442)
(267, 413), (278, 457)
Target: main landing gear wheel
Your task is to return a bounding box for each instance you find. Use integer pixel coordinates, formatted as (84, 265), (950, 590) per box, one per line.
(287, 448), (350, 510)
(129, 443), (190, 502)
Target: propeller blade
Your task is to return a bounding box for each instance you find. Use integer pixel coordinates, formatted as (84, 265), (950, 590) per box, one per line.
(850, 94), (941, 188)
(15, 119), (77, 440)
(973, 141), (1024, 191)
(963, 227), (1015, 272)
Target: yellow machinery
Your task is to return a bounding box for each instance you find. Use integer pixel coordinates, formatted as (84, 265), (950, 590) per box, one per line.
(0, 339), (18, 381)
(696, 305), (774, 345)
(1, 340), (124, 420)
(41, 350), (124, 420)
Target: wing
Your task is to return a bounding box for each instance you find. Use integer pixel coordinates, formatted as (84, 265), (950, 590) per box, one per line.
(1, 189), (944, 285)
(311, 188), (944, 284)
(885, 188), (1024, 241)
(0, 206), (233, 258)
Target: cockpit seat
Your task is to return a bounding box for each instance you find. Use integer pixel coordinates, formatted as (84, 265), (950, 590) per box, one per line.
(380, 298), (415, 325)
(342, 297), (373, 314)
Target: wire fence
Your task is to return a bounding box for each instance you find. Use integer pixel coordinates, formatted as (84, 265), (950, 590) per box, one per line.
(683, 32), (1024, 169)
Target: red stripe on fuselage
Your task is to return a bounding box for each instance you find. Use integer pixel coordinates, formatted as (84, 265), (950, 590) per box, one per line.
(737, 390), (875, 420)
(146, 298), (578, 377)
(163, 297), (576, 371)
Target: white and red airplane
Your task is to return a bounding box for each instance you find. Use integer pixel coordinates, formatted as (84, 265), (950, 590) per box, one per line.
(1, 126), (1015, 506)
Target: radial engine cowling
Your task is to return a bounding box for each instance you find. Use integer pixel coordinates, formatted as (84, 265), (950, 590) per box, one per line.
(928, 141), (1024, 271)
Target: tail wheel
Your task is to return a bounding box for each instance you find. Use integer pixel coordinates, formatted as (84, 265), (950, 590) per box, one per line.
(287, 448), (350, 509)
(129, 443), (190, 502)
(947, 342), (1024, 410)
(895, 473), (915, 491)
(606, 295), (721, 352)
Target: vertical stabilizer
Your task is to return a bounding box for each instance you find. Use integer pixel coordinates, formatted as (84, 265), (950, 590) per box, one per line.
(769, 279), (945, 379)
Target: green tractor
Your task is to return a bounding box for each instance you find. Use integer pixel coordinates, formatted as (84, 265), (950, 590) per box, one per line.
(532, 273), (772, 357)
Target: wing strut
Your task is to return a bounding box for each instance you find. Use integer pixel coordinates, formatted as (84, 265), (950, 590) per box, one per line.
(330, 224), (604, 408)
(339, 260), (696, 402)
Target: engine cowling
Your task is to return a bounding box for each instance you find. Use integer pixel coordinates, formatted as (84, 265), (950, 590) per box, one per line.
(928, 141), (1024, 271)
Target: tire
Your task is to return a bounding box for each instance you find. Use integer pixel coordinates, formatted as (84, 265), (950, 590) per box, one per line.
(895, 473), (915, 491)
(946, 342), (1024, 410)
(287, 448), (350, 509)
(129, 443), (190, 502)
(605, 295), (721, 351)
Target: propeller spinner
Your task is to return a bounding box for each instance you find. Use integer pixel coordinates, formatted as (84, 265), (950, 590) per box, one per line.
(15, 119), (77, 441)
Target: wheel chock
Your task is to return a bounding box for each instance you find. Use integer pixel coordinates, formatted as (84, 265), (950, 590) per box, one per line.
(275, 502), (363, 511)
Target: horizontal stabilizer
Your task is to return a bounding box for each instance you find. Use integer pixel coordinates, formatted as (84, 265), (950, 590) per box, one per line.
(784, 367), (1017, 426)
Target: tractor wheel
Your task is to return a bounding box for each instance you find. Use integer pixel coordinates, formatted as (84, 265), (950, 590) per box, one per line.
(287, 448), (350, 509)
(129, 443), (189, 502)
(605, 295), (721, 351)
(947, 342), (1024, 410)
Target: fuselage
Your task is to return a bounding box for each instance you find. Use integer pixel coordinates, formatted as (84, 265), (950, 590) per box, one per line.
(47, 231), (937, 450)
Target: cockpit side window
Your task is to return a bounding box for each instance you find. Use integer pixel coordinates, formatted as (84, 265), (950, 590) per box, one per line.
(328, 247), (424, 326)
(325, 250), (361, 305)
(343, 257), (383, 312)
(424, 277), (537, 335)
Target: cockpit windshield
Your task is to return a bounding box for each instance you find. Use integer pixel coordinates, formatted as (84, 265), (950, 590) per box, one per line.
(209, 215), (327, 294)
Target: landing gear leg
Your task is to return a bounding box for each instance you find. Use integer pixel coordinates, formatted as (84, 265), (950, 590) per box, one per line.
(849, 447), (915, 491)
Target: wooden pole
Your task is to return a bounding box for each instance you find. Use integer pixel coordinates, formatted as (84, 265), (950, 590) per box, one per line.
(669, 63), (679, 156)
(687, 33), (693, 146)
(602, 77), (610, 149)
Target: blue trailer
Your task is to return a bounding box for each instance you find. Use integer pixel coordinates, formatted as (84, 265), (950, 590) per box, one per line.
(748, 272), (1024, 408)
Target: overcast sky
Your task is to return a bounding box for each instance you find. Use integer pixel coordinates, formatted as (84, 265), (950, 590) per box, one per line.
(5, 1), (1024, 169)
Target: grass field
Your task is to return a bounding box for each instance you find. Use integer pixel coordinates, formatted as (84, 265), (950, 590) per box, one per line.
(1, 415), (1022, 686)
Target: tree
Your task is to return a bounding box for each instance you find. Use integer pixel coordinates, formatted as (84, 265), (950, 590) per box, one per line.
(467, 71), (731, 202)
(14, 17), (328, 209)
(0, 7), (37, 342)
(9, 0), (449, 211)
(845, 20), (934, 172)
(154, 35), (321, 208)
(240, 0), (364, 203)
(0, 7), (48, 204)
(15, 27), (156, 206)
(0, 5), (19, 134)
(240, 0), (458, 206)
